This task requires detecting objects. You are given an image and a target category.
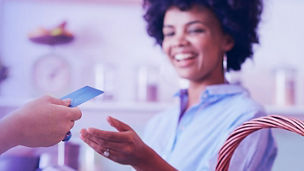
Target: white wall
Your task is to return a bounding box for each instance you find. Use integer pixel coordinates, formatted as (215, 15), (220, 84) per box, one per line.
(1, 0), (304, 106)
(241, 0), (304, 106)
(0, 0), (179, 102)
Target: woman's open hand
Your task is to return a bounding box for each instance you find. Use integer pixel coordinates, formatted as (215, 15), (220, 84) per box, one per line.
(80, 116), (151, 166)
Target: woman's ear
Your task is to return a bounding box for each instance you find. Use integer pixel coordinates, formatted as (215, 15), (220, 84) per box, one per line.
(222, 34), (234, 52)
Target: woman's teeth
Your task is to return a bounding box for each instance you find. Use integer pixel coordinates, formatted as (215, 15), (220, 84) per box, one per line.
(174, 54), (194, 61)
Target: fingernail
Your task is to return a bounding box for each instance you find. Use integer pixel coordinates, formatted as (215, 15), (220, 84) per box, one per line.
(107, 116), (115, 126)
(87, 128), (94, 133)
(63, 99), (71, 105)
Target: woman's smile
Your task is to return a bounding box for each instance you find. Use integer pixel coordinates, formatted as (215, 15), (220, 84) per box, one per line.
(173, 52), (198, 68)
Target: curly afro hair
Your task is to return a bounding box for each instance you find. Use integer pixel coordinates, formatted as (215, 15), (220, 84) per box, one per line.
(143, 0), (263, 71)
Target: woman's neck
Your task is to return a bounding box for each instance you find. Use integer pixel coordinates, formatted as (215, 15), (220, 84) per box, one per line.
(187, 78), (226, 108)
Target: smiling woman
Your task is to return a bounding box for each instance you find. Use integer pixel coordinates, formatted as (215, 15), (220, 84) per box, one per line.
(79, 0), (277, 171)
(161, 5), (233, 85)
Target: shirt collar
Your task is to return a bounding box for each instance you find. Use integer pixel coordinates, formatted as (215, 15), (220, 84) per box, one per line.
(174, 89), (187, 97)
(204, 84), (247, 96)
(174, 83), (246, 98)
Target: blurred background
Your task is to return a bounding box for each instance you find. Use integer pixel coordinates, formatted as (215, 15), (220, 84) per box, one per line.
(0, 0), (303, 170)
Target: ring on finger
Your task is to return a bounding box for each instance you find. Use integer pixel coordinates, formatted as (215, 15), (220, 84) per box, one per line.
(103, 148), (110, 157)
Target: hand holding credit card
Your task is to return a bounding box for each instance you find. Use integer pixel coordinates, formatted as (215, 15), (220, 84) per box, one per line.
(60, 86), (103, 141)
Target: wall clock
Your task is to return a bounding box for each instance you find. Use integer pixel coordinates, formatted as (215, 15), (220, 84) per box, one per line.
(32, 53), (71, 94)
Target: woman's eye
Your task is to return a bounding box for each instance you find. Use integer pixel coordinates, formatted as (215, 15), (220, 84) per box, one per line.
(163, 31), (175, 37)
(188, 29), (205, 34)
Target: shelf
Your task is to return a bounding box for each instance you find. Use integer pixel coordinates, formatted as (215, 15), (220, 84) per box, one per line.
(1, 97), (303, 116)
(0, 97), (174, 113)
(265, 105), (304, 116)
(80, 101), (174, 113)
(29, 35), (74, 46)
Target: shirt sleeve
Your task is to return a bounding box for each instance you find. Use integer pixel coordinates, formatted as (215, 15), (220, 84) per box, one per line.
(206, 109), (277, 171)
(228, 124), (277, 171)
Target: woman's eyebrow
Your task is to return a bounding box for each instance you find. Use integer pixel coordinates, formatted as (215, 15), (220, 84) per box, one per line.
(186, 20), (209, 26)
(163, 20), (209, 28)
(163, 25), (174, 29)
(163, 20), (209, 29)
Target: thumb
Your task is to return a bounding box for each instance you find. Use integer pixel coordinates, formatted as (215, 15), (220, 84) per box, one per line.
(107, 116), (132, 132)
(42, 96), (71, 106)
(61, 99), (72, 107)
(69, 107), (82, 121)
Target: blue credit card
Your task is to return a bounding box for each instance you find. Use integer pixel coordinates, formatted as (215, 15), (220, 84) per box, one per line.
(61, 86), (104, 107)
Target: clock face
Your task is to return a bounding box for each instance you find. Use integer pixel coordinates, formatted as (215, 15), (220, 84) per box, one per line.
(32, 53), (71, 94)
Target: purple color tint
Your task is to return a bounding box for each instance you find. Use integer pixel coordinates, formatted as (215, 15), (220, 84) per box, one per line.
(0, 155), (40, 171)
(64, 142), (80, 170)
(147, 84), (158, 102)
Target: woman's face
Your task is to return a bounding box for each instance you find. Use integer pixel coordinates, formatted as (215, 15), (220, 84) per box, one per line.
(162, 5), (233, 84)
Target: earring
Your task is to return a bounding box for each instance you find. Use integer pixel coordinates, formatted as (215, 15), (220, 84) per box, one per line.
(223, 54), (227, 73)
(223, 54), (230, 83)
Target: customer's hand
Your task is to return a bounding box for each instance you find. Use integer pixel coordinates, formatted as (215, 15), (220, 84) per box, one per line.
(4, 96), (82, 148)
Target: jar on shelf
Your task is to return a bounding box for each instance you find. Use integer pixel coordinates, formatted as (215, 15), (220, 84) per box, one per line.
(274, 67), (297, 106)
(136, 66), (159, 102)
(94, 63), (116, 101)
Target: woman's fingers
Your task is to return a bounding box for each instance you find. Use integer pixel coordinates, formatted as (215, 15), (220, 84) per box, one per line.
(81, 129), (124, 150)
(85, 133), (129, 152)
(86, 128), (131, 143)
(82, 137), (104, 154)
(81, 132), (125, 161)
(81, 128), (133, 155)
(107, 116), (132, 132)
(80, 127), (147, 166)
(81, 131), (102, 152)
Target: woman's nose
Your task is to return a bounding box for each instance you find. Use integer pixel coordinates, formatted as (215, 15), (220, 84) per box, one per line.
(173, 33), (189, 47)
